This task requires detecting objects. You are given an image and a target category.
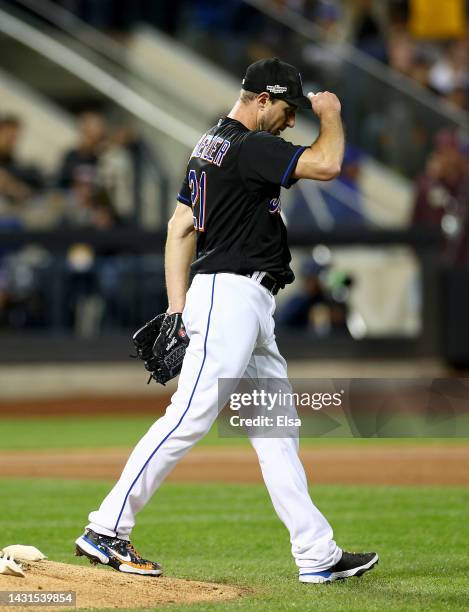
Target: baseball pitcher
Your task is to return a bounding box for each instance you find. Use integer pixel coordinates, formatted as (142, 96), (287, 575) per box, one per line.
(75, 58), (378, 584)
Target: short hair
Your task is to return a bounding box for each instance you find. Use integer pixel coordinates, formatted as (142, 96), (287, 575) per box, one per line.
(239, 89), (258, 104)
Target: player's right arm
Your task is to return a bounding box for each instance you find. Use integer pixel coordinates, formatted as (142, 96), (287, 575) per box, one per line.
(165, 202), (196, 314)
(292, 92), (344, 181)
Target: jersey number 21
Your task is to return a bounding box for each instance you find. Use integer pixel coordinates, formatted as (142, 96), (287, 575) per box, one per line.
(188, 169), (206, 232)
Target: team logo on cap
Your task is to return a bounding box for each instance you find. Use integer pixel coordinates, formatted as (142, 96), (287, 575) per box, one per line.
(267, 84), (288, 94)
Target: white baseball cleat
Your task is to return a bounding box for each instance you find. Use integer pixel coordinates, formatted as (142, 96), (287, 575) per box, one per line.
(299, 551), (379, 583)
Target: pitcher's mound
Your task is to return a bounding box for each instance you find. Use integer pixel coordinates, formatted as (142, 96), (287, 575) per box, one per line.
(0, 560), (246, 610)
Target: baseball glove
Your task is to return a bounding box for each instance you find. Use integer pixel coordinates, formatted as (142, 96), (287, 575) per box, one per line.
(132, 313), (189, 385)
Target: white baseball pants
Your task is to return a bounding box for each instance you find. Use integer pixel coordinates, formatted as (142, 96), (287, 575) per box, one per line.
(88, 273), (341, 572)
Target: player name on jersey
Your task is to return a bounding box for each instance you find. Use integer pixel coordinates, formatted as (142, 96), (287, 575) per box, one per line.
(191, 133), (231, 167)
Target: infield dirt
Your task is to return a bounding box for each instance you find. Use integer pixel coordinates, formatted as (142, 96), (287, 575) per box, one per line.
(0, 445), (468, 485)
(0, 560), (246, 611)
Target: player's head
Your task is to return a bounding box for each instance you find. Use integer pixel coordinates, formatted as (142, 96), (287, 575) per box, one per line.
(240, 58), (309, 135)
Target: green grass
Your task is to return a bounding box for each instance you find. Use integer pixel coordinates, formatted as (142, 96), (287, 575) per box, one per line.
(1, 416), (467, 451)
(2, 479), (468, 611)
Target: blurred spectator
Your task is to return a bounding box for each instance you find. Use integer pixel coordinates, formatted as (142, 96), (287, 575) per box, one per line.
(111, 125), (169, 227)
(98, 123), (135, 223)
(277, 260), (328, 329)
(0, 115), (44, 204)
(59, 167), (98, 226)
(277, 259), (351, 336)
(56, 110), (107, 189)
(59, 166), (120, 231)
(360, 29), (431, 176)
(348, 0), (388, 63)
(387, 29), (416, 78)
(408, 49), (433, 90)
(56, 111), (139, 225)
(412, 128), (468, 264)
(428, 38), (469, 96)
(179, 0), (267, 71)
(61, 189), (121, 334)
(302, 1), (346, 88)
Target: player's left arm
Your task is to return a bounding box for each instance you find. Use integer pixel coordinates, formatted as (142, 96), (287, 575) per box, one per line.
(165, 202), (196, 314)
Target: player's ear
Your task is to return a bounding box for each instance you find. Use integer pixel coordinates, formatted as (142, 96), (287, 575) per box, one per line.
(257, 92), (271, 110)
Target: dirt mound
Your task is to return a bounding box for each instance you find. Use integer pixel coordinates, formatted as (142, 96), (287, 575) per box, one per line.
(0, 560), (245, 610)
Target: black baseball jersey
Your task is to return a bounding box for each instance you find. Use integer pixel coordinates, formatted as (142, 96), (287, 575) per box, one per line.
(177, 117), (306, 288)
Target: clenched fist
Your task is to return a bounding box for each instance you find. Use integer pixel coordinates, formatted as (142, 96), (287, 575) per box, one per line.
(307, 91), (341, 117)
